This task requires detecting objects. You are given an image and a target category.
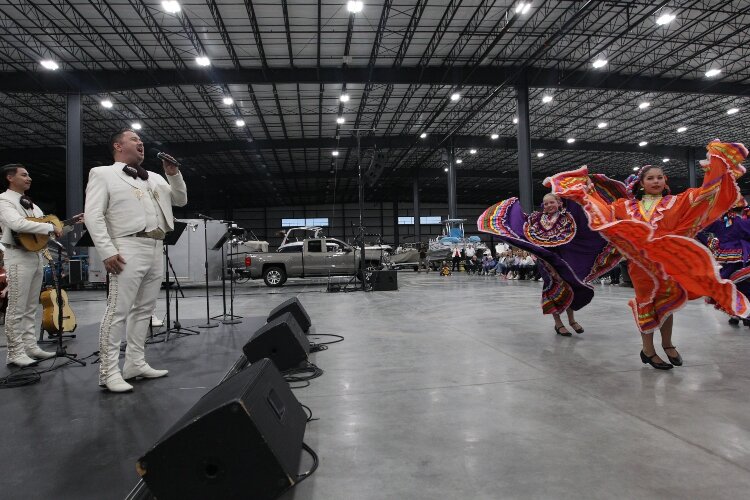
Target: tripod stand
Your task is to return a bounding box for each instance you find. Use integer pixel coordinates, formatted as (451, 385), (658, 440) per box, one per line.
(46, 240), (86, 367)
(210, 223), (242, 325)
(150, 221), (199, 342)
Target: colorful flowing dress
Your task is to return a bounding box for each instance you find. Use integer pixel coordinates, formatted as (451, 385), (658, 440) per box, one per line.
(545, 141), (750, 333)
(477, 177), (624, 315)
(697, 207), (750, 299)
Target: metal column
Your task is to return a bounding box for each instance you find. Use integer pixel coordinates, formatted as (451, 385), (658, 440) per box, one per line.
(686, 147), (697, 188)
(515, 81), (534, 213)
(392, 199), (399, 246)
(413, 176), (421, 242)
(446, 147), (457, 219)
(66, 94), (84, 254)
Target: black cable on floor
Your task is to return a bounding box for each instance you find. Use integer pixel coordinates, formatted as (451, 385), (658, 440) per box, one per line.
(300, 403), (318, 423)
(0, 357), (77, 389)
(296, 442), (319, 484)
(308, 333), (345, 345)
(283, 362), (324, 384)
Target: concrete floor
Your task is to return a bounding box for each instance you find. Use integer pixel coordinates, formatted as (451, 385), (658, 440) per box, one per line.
(2, 273), (750, 500)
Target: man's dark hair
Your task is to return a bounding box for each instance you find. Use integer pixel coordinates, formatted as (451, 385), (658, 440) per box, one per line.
(1, 163), (23, 189)
(110, 128), (136, 157)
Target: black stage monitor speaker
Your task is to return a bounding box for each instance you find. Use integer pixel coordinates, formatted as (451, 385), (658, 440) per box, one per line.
(368, 269), (398, 291)
(137, 359), (307, 500)
(267, 297), (312, 333)
(243, 312), (310, 371)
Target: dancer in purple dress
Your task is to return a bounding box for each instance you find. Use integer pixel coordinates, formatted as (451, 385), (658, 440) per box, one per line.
(478, 179), (624, 336)
(698, 205), (750, 325)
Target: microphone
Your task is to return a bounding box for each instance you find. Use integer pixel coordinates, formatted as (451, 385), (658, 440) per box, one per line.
(196, 213), (215, 220)
(156, 151), (181, 168)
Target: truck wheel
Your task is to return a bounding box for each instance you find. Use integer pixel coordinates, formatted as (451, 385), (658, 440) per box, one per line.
(263, 267), (287, 287)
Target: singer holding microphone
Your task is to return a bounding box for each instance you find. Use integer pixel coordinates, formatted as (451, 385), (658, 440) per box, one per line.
(85, 128), (187, 393)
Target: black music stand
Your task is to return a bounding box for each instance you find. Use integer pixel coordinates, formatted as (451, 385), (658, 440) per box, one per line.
(210, 225), (242, 325)
(196, 216), (219, 328)
(151, 221), (199, 341)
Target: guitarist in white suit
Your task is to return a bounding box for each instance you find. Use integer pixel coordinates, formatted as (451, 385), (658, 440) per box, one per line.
(85, 128), (187, 392)
(0, 164), (72, 366)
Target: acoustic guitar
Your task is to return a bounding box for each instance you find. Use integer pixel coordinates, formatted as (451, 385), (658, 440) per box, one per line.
(40, 250), (77, 334)
(14, 215), (79, 252)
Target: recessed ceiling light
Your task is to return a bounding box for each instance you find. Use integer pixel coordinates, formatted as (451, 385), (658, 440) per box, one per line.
(336, 116), (345, 124)
(235, 119), (245, 127)
(195, 56), (211, 67)
(705, 68), (722, 78)
(662, 158), (670, 163)
(444, 167), (449, 172)
(638, 141), (648, 147)
(727, 108), (740, 115)
(542, 95), (553, 103)
(455, 158), (463, 164)
(100, 99), (113, 109)
(347, 1), (363, 13)
(677, 126), (687, 133)
(222, 97), (234, 105)
(592, 58), (608, 69)
(162, 1), (181, 13)
(420, 132), (427, 139)
(131, 122), (142, 130)
(633, 166), (639, 171)
(656, 12), (676, 25)
(470, 149), (477, 155)
(537, 152), (545, 158)
(566, 137), (575, 144)
(332, 150), (339, 156)
(339, 93), (350, 103)
(638, 102), (650, 109)
(40, 60), (59, 70)
(512, 117), (518, 124)
(515, 2), (531, 14)
(597, 122), (608, 128)
(450, 92), (461, 101)
(490, 133), (499, 140)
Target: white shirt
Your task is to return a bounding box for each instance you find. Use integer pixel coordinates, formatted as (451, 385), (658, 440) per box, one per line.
(465, 246), (476, 258)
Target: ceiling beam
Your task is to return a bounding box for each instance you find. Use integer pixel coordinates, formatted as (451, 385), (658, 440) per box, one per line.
(3, 66), (749, 96)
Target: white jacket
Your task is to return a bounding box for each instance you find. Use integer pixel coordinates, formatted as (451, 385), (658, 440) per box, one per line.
(84, 162), (187, 260)
(0, 190), (54, 247)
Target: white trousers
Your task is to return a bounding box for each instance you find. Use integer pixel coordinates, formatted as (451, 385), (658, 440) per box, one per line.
(3, 247), (44, 362)
(98, 237), (163, 385)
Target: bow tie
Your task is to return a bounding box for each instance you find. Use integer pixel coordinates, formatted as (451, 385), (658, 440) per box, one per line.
(20, 195), (34, 210)
(123, 164), (149, 181)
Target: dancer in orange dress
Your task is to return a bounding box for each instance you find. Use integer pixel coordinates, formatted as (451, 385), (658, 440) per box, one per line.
(545, 140), (749, 370)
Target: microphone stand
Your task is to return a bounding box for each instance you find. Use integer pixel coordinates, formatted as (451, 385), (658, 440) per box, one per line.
(196, 215), (218, 329)
(48, 239), (86, 367)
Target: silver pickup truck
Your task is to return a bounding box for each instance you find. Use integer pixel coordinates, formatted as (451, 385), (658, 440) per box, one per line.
(242, 237), (381, 287)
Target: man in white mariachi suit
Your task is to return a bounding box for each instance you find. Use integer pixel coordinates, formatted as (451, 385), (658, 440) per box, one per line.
(0, 164), (67, 366)
(85, 128), (187, 393)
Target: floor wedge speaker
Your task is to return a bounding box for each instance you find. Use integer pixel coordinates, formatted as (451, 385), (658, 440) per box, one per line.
(243, 312), (310, 371)
(137, 359), (307, 500)
(267, 297), (312, 332)
(367, 269), (398, 291)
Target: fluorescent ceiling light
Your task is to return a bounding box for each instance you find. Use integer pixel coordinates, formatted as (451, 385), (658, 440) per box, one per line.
(162, 1), (181, 14)
(537, 152), (545, 158)
(656, 13), (675, 25)
(336, 116), (345, 124)
(40, 60), (59, 70)
(222, 97), (234, 105)
(455, 158), (463, 164)
(677, 126), (687, 133)
(490, 133), (499, 140)
(131, 122), (142, 130)
(597, 122), (608, 128)
(512, 117), (518, 124)
(332, 151), (339, 156)
(638, 141), (648, 147)
(339, 93), (350, 103)
(420, 132), (427, 139)
(444, 167), (449, 172)
(235, 119), (245, 127)
(541, 95), (553, 103)
(566, 138), (575, 144)
(662, 158), (670, 163)
(470, 149), (477, 155)
(100, 99), (113, 109)
(450, 92), (461, 101)
(638, 102), (650, 109)
(515, 2), (531, 14)
(705, 68), (722, 78)
(633, 167), (639, 171)
(727, 108), (739, 115)
(592, 58), (607, 69)
(347, 1), (363, 13)
(195, 56), (211, 67)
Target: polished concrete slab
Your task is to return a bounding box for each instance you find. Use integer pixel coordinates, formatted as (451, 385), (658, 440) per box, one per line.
(2, 273), (750, 499)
